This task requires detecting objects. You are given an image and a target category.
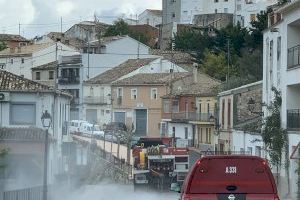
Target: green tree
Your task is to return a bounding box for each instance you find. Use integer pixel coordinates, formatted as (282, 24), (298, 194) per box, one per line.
(236, 48), (263, 81)
(200, 49), (230, 81)
(0, 41), (6, 51)
(0, 148), (8, 169)
(262, 87), (289, 184)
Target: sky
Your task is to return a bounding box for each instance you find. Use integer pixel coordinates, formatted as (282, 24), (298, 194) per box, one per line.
(0, 0), (161, 38)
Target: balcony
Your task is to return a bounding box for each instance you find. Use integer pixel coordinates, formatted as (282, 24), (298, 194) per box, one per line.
(171, 112), (213, 122)
(288, 45), (300, 69)
(58, 76), (80, 84)
(287, 109), (300, 130)
(84, 96), (108, 105)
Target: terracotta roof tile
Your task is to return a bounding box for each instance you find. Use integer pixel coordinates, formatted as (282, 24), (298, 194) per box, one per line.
(0, 43), (52, 57)
(85, 58), (157, 84)
(32, 61), (57, 71)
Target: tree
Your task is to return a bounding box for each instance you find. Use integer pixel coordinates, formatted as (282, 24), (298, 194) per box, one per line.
(200, 49), (231, 81)
(0, 41), (6, 51)
(0, 148), (8, 169)
(262, 87), (289, 184)
(236, 48), (263, 81)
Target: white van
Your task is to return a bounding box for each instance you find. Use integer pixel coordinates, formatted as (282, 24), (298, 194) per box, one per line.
(80, 122), (104, 138)
(69, 120), (88, 134)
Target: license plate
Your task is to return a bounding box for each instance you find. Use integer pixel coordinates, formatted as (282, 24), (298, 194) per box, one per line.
(218, 194), (246, 200)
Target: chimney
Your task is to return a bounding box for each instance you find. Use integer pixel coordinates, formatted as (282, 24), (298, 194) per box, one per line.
(193, 63), (199, 83)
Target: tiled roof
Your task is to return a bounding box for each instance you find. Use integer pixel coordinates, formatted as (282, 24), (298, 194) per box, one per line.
(47, 32), (85, 49)
(0, 70), (70, 97)
(85, 58), (157, 84)
(0, 43), (52, 57)
(0, 34), (28, 42)
(151, 49), (193, 64)
(147, 9), (162, 16)
(87, 36), (125, 47)
(112, 72), (190, 86)
(76, 21), (110, 33)
(166, 72), (221, 97)
(32, 61), (57, 71)
(0, 69), (52, 91)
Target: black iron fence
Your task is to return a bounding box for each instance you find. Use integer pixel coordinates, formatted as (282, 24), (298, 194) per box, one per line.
(287, 109), (300, 129)
(1, 186), (43, 200)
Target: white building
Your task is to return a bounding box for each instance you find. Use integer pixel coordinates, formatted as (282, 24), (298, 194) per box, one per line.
(0, 69), (71, 189)
(263, 1), (300, 198)
(82, 57), (187, 126)
(0, 42), (78, 79)
(138, 9), (162, 27)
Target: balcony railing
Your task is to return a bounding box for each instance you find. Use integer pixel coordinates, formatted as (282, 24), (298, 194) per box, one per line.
(288, 45), (300, 69)
(84, 96), (108, 104)
(58, 76), (80, 84)
(71, 98), (80, 105)
(287, 109), (300, 129)
(171, 112), (213, 122)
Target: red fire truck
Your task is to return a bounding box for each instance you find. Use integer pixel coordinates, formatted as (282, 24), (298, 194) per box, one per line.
(132, 137), (189, 190)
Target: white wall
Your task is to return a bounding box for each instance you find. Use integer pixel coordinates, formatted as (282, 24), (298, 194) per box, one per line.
(232, 130), (264, 156)
(0, 56), (33, 79)
(82, 36), (155, 80)
(167, 122), (193, 140)
(138, 10), (162, 27)
(0, 91), (70, 184)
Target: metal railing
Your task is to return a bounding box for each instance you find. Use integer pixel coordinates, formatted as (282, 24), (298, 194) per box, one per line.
(172, 112), (213, 122)
(58, 76), (80, 84)
(287, 45), (300, 69)
(84, 96), (108, 104)
(1, 186), (43, 200)
(287, 109), (300, 129)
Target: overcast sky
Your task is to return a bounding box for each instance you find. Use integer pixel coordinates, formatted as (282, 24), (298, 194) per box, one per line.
(0, 0), (161, 38)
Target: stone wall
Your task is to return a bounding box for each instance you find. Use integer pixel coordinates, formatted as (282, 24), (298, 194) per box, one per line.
(193, 13), (233, 29)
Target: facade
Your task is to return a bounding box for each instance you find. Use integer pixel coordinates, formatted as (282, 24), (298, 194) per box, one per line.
(0, 34), (30, 49)
(0, 70), (71, 189)
(138, 9), (162, 27)
(83, 57), (187, 127)
(57, 55), (83, 120)
(218, 81), (263, 153)
(31, 61), (57, 87)
(263, 1), (300, 198)
(65, 21), (110, 41)
(112, 72), (188, 137)
(161, 71), (221, 150)
(0, 42), (78, 79)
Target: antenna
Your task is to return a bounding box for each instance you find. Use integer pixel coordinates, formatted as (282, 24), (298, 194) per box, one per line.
(61, 17), (63, 33)
(19, 22), (21, 36)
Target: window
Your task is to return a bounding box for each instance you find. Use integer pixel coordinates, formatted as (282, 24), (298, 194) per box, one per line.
(237, 4), (241, 11)
(206, 128), (211, 144)
(200, 128), (203, 142)
(172, 100), (179, 113)
(247, 147), (253, 155)
(21, 58), (24, 64)
(36, 72), (41, 80)
(255, 146), (262, 157)
(250, 14), (256, 21)
(117, 87), (123, 98)
(224, 0), (228, 1)
(184, 127), (188, 139)
(0, 63), (5, 69)
(49, 71), (54, 80)
(151, 88), (158, 100)
(106, 110), (110, 114)
(172, 13), (176, 18)
(207, 103), (210, 114)
(277, 37), (281, 61)
(214, 0), (219, 2)
(215, 9), (218, 13)
(172, 127), (176, 138)
(228, 99), (231, 127)
(221, 99), (225, 126)
(131, 89), (137, 100)
(164, 100), (171, 113)
(224, 8), (228, 13)
(10, 59), (13, 64)
(89, 87), (94, 96)
(101, 110), (105, 116)
(10, 103), (36, 125)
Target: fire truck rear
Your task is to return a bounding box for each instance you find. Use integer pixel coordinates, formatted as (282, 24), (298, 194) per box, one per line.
(132, 137), (189, 190)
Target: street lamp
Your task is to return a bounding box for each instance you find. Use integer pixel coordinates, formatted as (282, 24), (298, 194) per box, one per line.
(41, 110), (52, 200)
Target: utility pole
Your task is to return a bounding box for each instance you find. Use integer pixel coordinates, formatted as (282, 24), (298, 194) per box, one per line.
(18, 22), (21, 36)
(60, 17), (63, 33)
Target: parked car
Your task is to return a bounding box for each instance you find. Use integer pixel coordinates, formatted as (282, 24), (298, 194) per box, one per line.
(69, 120), (88, 135)
(80, 122), (104, 138)
(178, 155), (279, 200)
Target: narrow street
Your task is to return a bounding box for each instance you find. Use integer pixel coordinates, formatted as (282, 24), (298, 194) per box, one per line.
(53, 181), (178, 200)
